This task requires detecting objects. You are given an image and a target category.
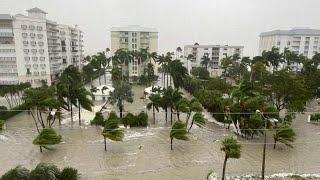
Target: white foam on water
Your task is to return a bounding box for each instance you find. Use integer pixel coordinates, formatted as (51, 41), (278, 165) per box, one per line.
(0, 135), (9, 141)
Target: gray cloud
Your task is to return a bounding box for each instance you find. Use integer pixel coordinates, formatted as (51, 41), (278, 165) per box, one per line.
(1, 0), (320, 57)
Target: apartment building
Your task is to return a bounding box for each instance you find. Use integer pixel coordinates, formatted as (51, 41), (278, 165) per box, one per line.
(110, 25), (158, 78)
(0, 7), (83, 86)
(184, 44), (244, 77)
(259, 28), (320, 71)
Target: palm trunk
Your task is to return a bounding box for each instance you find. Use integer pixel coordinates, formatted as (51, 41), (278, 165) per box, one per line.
(166, 73), (169, 88)
(40, 146), (43, 153)
(177, 111), (180, 120)
(170, 107), (173, 125)
(104, 137), (107, 151)
(165, 108), (168, 124)
(78, 101), (81, 126)
(104, 69), (107, 84)
(70, 102), (73, 123)
(188, 120), (194, 132)
(170, 137), (173, 150)
(152, 106), (155, 125)
(273, 139), (277, 149)
(222, 156), (228, 180)
(186, 113), (191, 128)
(119, 106), (123, 118)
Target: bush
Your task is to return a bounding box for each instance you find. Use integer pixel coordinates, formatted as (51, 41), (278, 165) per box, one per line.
(90, 112), (105, 126)
(33, 128), (62, 146)
(59, 167), (78, 180)
(0, 103), (28, 120)
(121, 111), (148, 127)
(29, 163), (61, 180)
(0, 166), (30, 180)
(310, 113), (320, 122)
(0, 120), (4, 130)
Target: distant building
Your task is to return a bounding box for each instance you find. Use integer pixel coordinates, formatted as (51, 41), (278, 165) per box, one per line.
(183, 44), (244, 77)
(259, 28), (320, 71)
(0, 7), (83, 86)
(110, 25), (158, 78)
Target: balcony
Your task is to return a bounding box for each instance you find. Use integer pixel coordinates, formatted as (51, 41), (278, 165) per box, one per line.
(0, 32), (14, 37)
(72, 50), (78, 53)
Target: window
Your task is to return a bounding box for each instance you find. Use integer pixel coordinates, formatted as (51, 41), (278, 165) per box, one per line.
(21, 25), (27, 30)
(36, 26), (42, 31)
(40, 57), (45, 61)
(23, 41), (28, 46)
(22, 33), (28, 38)
(26, 68), (31, 75)
(0, 49), (15, 53)
(31, 49), (37, 54)
(62, 47), (66, 52)
(24, 49), (29, 54)
(204, 48), (208, 50)
(24, 57), (30, 61)
(315, 41), (319, 44)
(32, 57), (38, 61)
(33, 71), (39, 76)
(315, 37), (319, 40)
(29, 25), (35, 30)
(33, 64), (38, 69)
(38, 41), (44, 46)
(63, 58), (67, 64)
(60, 31), (66, 35)
(41, 71), (46, 75)
(61, 40), (66, 46)
(37, 34), (43, 39)
(306, 37), (310, 40)
(25, 64), (31, 68)
(223, 48), (227, 51)
(39, 49), (44, 54)
(30, 41), (36, 46)
(287, 41), (290, 46)
(30, 33), (36, 38)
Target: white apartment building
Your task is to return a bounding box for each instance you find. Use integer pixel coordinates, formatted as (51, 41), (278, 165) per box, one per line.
(0, 7), (83, 86)
(184, 44), (244, 77)
(259, 28), (320, 71)
(110, 25), (158, 78)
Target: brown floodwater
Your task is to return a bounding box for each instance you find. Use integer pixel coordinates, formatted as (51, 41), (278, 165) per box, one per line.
(0, 75), (320, 179)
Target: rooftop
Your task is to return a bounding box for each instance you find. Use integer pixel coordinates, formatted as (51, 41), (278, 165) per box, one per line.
(184, 44), (244, 48)
(0, 14), (12, 20)
(260, 28), (320, 36)
(26, 7), (47, 14)
(111, 25), (158, 33)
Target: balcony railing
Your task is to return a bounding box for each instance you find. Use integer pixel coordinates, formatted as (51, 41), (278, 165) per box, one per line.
(0, 32), (14, 37)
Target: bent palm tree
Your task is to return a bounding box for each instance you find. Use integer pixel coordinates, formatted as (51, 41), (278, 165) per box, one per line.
(201, 55), (210, 69)
(221, 137), (241, 180)
(33, 128), (62, 153)
(147, 93), (162, 125)
(102, 116), (124, 151)
(170, 120), (188, 150)
(188, 112), (206, 132)
(273, 124), (296, 149)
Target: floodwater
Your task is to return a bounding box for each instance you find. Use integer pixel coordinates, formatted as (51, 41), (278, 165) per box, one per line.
(0, 74), (320, 179)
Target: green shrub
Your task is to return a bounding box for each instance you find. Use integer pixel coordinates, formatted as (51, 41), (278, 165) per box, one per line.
(0, 166), (30, 180)
(122, 113), (135, 127)
(136, 111), (148, 127)
(0, 103), (28, 120)
(90, 112), (105, 126)
(29, 163), (61, 180)
(0, 120), (4, 130)
(310, 113), (320, 122)
(59, 167), (78, 180)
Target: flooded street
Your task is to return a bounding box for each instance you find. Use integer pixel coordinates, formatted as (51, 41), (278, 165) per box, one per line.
(1, 75), (320, 179)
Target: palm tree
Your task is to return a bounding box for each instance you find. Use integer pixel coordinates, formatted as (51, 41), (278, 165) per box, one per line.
(221, 137), (241, 180)
(147, 93), (162, 124)
(82, 63), (94, 87)
(175, 97), (189, 121)
(168, 60), (188, 89)
(74, 87), (93, 125)
(156, 54), (167, 87)
(176, 46), (182, 59)
(108, 82), (134, 118)
(188, 112), (206, 132)
(273, 124), (296, 149)
(200, 55), (210, 69)
(164, 87), (183, 124)
(160, 88), (170, 124)
(102, 114), (124, 151)
(170, 120), (188, 150)
(186, 98), (203, 127)
(186, 54), (195, 73)
(33, 128), (62, 153)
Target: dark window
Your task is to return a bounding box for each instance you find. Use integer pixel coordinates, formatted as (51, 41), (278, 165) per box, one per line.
(63, 58), (67, 64)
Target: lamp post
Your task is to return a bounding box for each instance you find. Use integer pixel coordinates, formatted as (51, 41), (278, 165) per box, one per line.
(256, 109), (267, 179)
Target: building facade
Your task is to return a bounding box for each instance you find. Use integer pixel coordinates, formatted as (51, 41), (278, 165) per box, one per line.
(0, 7), (83, 86)
(184, 44), (244, 77)
(259, 28), (320, 71)
(110, 25), (158, 78)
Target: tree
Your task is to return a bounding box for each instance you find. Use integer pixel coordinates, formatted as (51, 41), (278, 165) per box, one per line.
(190, 67), (209, 80)
(220, 137), (241, 180)
(200, 54), (210, 69)
(60, 167), (78, 180)
(33, 128), (62, 152)
(0, 120), (4, 130)
(170, 120), (188, 150)
(108, 82), (133, 118)
(262, 47), (283, 72)
(147, 93), (162, 124)
(29, 163), (60, 180)
(74, 87), (93, 125)
(176, 46), (182, 59)
(82, 63), (94, 87)
(102, 114), (124, 151)
(273, 124), (296, 149)
(0, 166), (30, 180)
(90, 112), (105, 126)
(188, 112), (205, 132)
(168, 60), (188, 89)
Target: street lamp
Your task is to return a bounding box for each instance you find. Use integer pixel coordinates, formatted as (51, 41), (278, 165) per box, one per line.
(256, 109), (267, 180)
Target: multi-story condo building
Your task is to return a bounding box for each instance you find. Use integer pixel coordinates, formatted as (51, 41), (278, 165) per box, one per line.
(259, 28), (320, 71)
(0, 7), (83, 86)
(184, 44), (244, 77)
(110, 25), (158, 78)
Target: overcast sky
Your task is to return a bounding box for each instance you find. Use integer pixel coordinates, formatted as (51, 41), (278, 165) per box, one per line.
(1, 0), (320, 56)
